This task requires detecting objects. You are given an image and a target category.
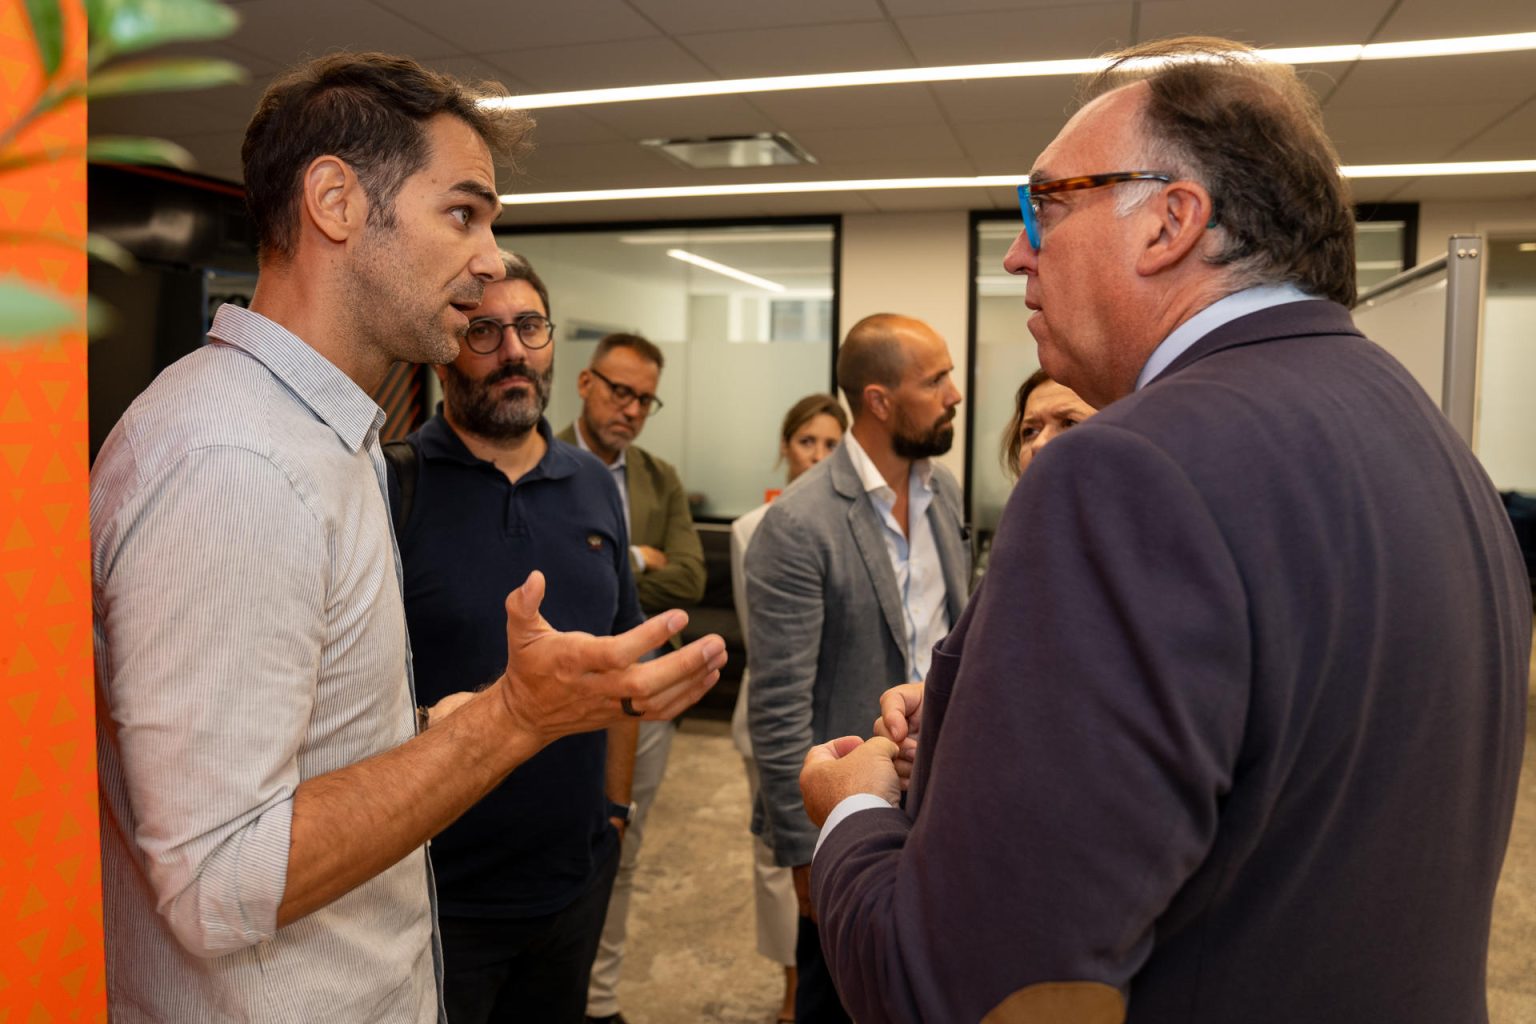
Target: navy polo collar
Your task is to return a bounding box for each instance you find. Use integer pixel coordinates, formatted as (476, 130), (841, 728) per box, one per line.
(417, 408), (577, 482)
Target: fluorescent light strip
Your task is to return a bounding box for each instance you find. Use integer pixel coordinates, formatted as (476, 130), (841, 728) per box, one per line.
(499, 162), (1534, 205)
(503, 175), (1019, 204)
(666, 248), (787, 292)
(481, 32), (1536, 111)
(1342, 159), (1536, 177)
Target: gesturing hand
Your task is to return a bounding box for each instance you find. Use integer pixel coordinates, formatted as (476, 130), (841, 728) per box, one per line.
(495, 571), (726, 747)
(799, 735), (902, 828)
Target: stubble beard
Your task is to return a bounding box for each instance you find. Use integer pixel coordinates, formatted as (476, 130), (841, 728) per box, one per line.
(443, 360), (552, 441)
(349, 224), (475, 367)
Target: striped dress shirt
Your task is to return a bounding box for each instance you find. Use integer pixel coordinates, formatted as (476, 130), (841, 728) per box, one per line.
(91, 305), (442, 1022)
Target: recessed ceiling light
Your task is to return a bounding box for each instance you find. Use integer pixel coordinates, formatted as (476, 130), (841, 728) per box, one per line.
(643, 133), (816, 170)
(498, 162), (1535, 205)
(1517, 242), (1536, 252)
(479, 31), (1536, 111)
(666, 249), (787, 292)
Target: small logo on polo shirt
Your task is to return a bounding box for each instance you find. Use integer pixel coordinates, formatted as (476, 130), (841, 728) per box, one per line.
(587, 534), (604, 552)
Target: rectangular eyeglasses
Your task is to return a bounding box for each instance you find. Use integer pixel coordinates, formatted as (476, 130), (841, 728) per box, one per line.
(1016, 171), (1173, 249)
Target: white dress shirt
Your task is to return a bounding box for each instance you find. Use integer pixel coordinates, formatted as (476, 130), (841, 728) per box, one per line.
(841, 431), (951, 682)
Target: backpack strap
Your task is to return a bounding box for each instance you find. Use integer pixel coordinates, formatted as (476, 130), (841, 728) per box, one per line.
(382, 439), (419, 538)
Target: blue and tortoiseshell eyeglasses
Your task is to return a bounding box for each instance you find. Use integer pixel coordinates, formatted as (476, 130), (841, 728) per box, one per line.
(1016, 171), (1173, 249)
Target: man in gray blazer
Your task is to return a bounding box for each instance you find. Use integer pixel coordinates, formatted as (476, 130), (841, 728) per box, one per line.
(746, 313), (970, 1023)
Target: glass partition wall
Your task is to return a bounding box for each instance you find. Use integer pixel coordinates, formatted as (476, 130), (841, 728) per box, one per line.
(497, 220), (839, 520)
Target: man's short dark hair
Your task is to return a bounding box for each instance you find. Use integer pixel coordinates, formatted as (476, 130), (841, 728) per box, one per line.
(836, 314), (911, 416)
(243, 52), (534, 263)
(499, 250), (551, 318)
(1080, 37), (1357, 306)
(592, 332), (664, 372)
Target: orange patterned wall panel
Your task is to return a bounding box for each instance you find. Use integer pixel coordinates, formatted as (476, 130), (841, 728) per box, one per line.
(0, 0), (106, 1020)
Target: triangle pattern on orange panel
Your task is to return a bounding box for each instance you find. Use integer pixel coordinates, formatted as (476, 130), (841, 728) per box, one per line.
(36, 380), (67, 413)
(0, 442), (29, 475)
(4, 568), (32, 601)
(44, 576), (71, 605)
(16, 928), (45, 964)
(0, 388), (28, 423)
(19, 884), (46, 919)
(7, 642), (38, 677)
(12, 765), (43, 800)
(9, 691), (38, 723)
(12, 811), (41, 845)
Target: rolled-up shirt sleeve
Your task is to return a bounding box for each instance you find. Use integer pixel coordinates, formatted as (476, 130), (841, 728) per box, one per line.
(95, 443), (327, 957)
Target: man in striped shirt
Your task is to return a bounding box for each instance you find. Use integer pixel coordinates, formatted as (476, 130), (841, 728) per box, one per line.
(90, 52), (725, 1024)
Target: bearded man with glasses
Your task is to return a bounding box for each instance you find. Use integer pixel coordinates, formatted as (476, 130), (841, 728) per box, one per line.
(387, 250), (644, 1023)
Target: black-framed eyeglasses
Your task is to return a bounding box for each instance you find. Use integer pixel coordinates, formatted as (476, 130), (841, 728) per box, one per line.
(463, 314), (555, 354)
(1016, 171), (1173, 249)
(589, 366), (664, 415)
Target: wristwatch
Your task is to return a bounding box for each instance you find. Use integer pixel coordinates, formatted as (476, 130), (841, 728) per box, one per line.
(609, 800), (638, 825)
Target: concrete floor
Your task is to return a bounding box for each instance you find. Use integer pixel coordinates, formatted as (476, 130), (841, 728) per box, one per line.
(612, 628), (1536, 1023)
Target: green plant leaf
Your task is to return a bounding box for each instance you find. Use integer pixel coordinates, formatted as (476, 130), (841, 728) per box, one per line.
(87, 134), (194, 168)
(88, 294), (118, 340)
(88, 56), (245, 98)
(90, 0), (240, 65)
(23, 0), (64, 77)
(0, 278), (77, 342)
(87, 232), (138, 271)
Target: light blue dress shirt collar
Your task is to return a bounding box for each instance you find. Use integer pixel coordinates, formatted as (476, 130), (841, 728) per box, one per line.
(1135, 283), (1314, 391)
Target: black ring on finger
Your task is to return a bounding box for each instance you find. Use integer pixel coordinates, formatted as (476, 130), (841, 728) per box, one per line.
(621, 697), (643, 718)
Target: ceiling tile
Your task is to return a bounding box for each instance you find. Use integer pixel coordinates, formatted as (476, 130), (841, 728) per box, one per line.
(585, 95), (777, 138)
(948, 118), (1067, 175)
(1346, 179), (1411, 204)
(1454, 97), (1536, 160)
(784, 124), (969, 167)
(1392, 176), (1536, 202)
(895, 5), (1134, 65)
(482, 37), (715, 92)
(415, 54), (534, 94)
(1324, 102), (1519, 162)
(1371, 0), (1536, 42)
(515, 141), (673, 183)
(863, 188), (994, 213)
(520, 108), (629, 146)
(885, 0), (1120, 13)
(630, 0), (884, 34)
(1137, 0), (1392, 47)
(1327, 52), (1536, 108)
(678, 21), (915, 78)
(371, 0), (660, 50)
(928, 77), (1082, 125)
(747, 84), (948, 132)
(214, 0), (464, 64)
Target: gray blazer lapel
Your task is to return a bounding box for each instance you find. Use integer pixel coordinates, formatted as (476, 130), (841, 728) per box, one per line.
(831, 449), (912, 677)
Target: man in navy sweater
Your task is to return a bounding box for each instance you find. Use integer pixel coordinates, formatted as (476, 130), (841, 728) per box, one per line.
(394, 251), (642, 1024)
(801, 37), (1530, 1024)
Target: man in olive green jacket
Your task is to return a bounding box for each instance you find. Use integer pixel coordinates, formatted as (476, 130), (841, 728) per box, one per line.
(559, 332), (704, 1024)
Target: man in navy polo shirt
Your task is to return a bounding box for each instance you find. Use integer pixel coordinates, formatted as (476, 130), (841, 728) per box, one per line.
(392, 251), (641, 1024)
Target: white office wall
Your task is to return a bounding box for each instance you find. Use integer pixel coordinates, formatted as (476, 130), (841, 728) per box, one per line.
(838, 211), (973, 481)
(1480, 296), (1536, 491)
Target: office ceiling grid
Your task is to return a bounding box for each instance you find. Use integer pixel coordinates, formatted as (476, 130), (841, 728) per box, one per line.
(89, 0), (1536, 218)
